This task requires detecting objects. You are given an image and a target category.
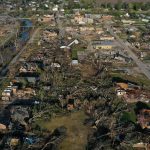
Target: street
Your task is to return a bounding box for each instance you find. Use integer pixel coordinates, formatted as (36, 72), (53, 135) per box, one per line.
(9, 28), (40, 66)
(106, 23), (150, 80)
(0, 27), (40, 76)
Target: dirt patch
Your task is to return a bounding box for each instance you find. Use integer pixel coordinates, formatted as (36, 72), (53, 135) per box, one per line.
(80, 64), (97, 78)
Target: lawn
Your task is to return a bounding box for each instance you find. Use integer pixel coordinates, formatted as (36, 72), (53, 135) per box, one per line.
(71, 46), (85, 60)
(120, 111), (137, 124)
(143, 55), (150, 62)
(111, 72), (150, 89)
(37, 111), (90, 150)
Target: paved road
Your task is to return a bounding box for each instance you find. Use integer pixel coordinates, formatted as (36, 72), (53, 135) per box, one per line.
(0, 28), (40, 76)
(106, 24), (150, 80)
(55, 3), (65, 39)
(9, 28), (40, 65)
(29, 28), (40, 44)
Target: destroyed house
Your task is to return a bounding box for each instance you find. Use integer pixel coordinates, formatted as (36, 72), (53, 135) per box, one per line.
(138, 109), (150, 129)
(19, 62), (38, 73)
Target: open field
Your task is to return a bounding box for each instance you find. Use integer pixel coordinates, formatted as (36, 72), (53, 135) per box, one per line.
(37, 111), (90, 150)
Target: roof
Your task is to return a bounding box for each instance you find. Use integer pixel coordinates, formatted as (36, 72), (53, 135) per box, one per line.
(116, 82), (128, 89)
(0, 123), (7, 130)
(72, 60), (78, 65)
(27, 77), (36, 83)
(92, 40), (114, 46)
(10, 138), (19, 146)
(133, 143), (150, 150)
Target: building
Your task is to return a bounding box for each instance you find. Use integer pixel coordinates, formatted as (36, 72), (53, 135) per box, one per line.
(71, 60), (79, 66)
(100, 36), (115, 41)
(79, 27), (95, 34)
(92, 41), (114, 50)
(133, 142), (150, 150)
(122, 19), (136, 25)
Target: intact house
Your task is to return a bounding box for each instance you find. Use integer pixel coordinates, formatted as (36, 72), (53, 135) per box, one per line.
(92, 40), (115, 50)
(71, 60), (79, 66)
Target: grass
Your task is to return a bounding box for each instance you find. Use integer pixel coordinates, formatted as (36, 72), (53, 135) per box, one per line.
(117, 33), (128, 40)
(71, 48), (78, 60)
(37, 111), (89, 150)
(120, 111), (137, 124)
(111, 72), (150, 89)
(71, 46), (85, 60)
(143, 55), (150, 61)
